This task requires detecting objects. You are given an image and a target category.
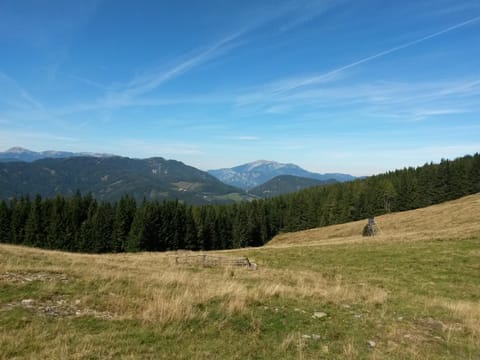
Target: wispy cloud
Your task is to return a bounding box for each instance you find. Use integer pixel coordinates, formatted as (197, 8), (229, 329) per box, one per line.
(236, 70), (344, 106)
(115, 32), (245, 100)
(240, 15), (480, 103)
(277, 0), (339, 33)
(233, 136), (260, 141)
(118, 139), (203, 158)
(54, 31), (249, 115)
(229, 12), (480, 120)
(70, 74), (110, 91)
(430, 1), (480, 17)
(323, 15), (480, 75)
(82, 1), (335, 110)
(3, 2), (479, 143)
(412, 108), (470, 118)
(0, 71), (43, 110)
(52, 0), (346, 115)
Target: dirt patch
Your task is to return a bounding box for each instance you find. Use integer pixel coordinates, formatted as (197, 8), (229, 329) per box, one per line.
(1, 296), (113, 320)
(417, 317), (464, 333)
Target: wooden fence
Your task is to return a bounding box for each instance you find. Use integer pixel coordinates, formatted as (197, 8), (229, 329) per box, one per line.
(174, 254), (257, 269)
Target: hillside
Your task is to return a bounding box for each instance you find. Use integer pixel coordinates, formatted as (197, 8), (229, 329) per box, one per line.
(208, 160), (355, 190)
(0, 156), (251, 204)
(249, 175), (336, 197)
(268, 193), (480, 247)
(1, 194), (479, 359)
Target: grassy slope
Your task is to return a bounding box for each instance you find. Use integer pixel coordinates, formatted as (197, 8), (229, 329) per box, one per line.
(268, 194), (480, 247)
(1, 195), (479, 359)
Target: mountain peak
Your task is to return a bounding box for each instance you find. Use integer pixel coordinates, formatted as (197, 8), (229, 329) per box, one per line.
(249, 160), (274, 166)
(6, 147), (34, 153)
(246, 160), (282, 170)
(209, 161), (355, 190)
(236, 160), (301, 173)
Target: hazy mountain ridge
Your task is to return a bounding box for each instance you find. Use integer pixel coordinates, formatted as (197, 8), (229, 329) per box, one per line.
(0, 156), (251, 204)
(0, 147), (113, 162)
(249, 175), (337, 197)
(208, 160), (355, 190)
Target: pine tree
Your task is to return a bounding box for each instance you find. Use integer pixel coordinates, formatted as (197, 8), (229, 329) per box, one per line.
(232, 205), (249, 248)
(64, 192), (84, 251)
(112, 196), (136, 252)
(143, 201), (162, 251)
(47, 196), (67, 249)
(91, 202), (115, 253)
(0, 200), (11, 243)
(158, 201), (175, 250)
(10, 197), (31, 244)
(126, 201), (146, 252)
(184, 206), (198, 250)
(470, 153), (480, 192)
(78, 199), (98, 253)
(173, 202), (187, 250)
(397, 169), (419, 211)
(24, 195), (45, 247)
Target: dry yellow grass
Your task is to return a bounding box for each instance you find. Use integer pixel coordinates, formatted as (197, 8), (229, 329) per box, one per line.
(433, 298), (480, 339)
(342, 339), (359, 359)
(268, 193), (480, 247)
(0, 244), (387, 326)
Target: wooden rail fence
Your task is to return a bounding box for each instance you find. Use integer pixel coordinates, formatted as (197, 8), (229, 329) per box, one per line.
(174, 254), (257, 269)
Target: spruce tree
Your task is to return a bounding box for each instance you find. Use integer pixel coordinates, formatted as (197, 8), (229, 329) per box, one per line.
(126, 201), (146, 252)
(92, 202), (115, 253)
(25, 195), (44, 247)
(47, 196), (67, 249)
(64, 191), (84, 251)
(184, 206), (198, 250)
(112, 196), (136, 252)
(10, 197), (31, 245)
(174, 202), (187, 250)
(470, 153), (480, 192)
(78, 199), (98, 253)
(0, 200), (11, 243)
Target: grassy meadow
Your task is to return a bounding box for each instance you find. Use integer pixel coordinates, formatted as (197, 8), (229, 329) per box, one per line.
(1, 194), (479, 359)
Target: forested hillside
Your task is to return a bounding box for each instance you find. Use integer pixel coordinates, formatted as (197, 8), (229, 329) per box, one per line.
(249, 175), (336, 197)
(0, 154), (478, 253)
(0, 156), (250, 204)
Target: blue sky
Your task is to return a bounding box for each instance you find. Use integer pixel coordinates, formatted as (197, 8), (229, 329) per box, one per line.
(0, 0), (479, 175)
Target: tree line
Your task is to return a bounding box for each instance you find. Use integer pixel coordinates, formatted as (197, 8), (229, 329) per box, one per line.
(0, 153), (479, 253)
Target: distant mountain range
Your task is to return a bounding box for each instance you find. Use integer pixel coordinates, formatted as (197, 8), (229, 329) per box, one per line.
(208, 160), (355, 190)
(0, 156), (251, 205)
(0, 148), (355, 203)
(248, 175), (337, 198)
(0, 147), (112, 162)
